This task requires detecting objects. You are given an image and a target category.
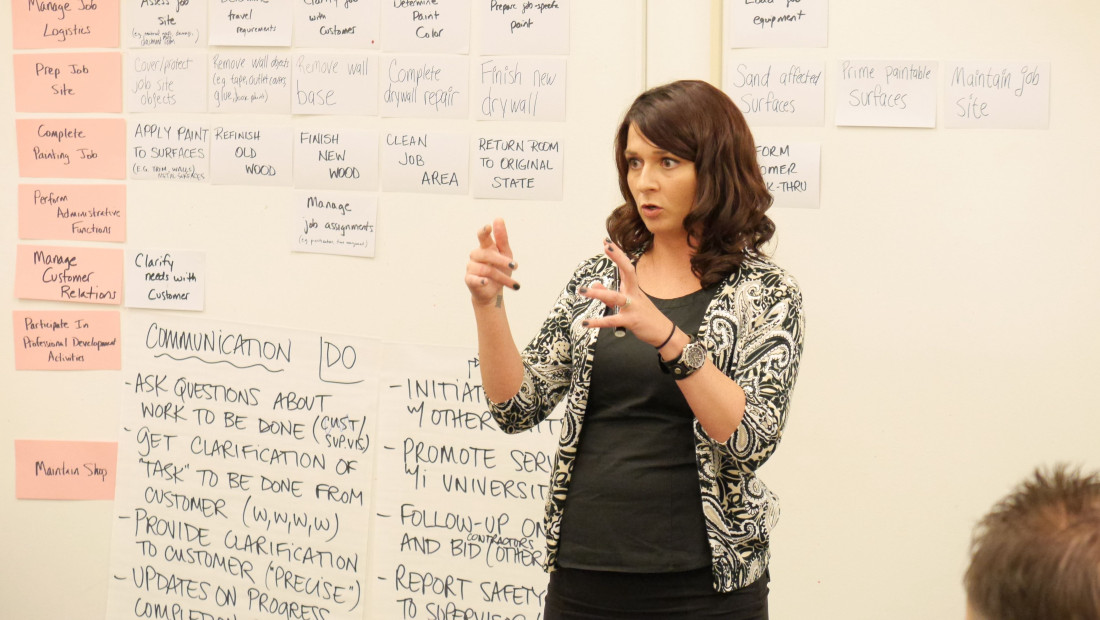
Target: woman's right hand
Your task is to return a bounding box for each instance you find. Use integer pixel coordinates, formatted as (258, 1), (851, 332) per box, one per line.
(465, 218), (519, 308)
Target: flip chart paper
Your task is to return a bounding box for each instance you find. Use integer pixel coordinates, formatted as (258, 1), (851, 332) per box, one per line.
(17, 118), (127, 180)
(107, 313), (378, 620)
(14, 52), (122, 113)
(18, 183), (126, 242)
(15, 244), (124, 306)
(15, 440), (118, 499)
(13, 310), (121, 370)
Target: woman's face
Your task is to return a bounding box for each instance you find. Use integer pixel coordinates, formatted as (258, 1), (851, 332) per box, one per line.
(624, 124), (697, 241)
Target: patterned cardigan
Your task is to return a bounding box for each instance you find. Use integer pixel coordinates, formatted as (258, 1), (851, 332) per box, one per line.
(487, 252), (805, 592)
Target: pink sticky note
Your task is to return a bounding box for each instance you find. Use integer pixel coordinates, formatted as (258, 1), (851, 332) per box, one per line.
(13, 52), (122, 113)
(14, 440), (117, 500)
(14, 244), (123, 305)
(16, 118), (127, 179)
(12, 0), (120, 49)
(19, 184), (126, 242)
(13, 310), (121, 370)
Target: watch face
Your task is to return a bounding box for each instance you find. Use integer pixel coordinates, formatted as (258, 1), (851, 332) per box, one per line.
(683, 340), (706, 369)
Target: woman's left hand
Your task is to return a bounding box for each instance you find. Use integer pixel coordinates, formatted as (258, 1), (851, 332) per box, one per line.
(579, 239), (675, 347)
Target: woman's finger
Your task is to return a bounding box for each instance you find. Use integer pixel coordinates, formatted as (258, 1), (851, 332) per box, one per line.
(603, 238), (637, 289)
(469, 247), (516, 272)
(477, 223), (494, 249)
(493, 218), (514, 261)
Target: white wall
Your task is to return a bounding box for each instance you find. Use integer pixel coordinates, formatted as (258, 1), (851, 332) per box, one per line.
(4, 1), (1100, 619)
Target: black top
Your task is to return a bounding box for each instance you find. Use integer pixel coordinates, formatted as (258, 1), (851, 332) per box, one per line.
(556, 285), (717, 572)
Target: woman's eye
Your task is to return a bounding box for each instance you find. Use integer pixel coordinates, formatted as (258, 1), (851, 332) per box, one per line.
(661, 157), (679, 168)
(627, 158), (642, 169)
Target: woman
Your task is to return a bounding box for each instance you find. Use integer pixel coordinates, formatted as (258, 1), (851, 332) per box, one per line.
(464, 80), (804, 619)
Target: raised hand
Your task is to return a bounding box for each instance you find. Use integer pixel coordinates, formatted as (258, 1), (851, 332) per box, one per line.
(465, 218), (520, 308)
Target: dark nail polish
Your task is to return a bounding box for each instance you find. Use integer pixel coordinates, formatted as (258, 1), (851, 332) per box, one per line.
(508, 262), (516, 269)
(578, 287), (588, 294)
(512, 283), (521, 291)
(582, 320), (589, 327)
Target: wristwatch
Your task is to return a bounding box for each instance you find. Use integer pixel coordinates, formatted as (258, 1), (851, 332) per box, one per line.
(659, 335), (707, 380)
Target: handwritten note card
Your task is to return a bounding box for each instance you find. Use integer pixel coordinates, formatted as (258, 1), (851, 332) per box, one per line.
(293, 53), (380, 116)
(210, 0), (292, 46)
(381, 131), (468, 194)
(126, 51), (208, 113)
(14, 52), (122, 113)
(726, 0), (827, 48)
(381, 54), (469, 118)
(15, 244), (123, 305)
(130, 120), (210, 182)
(107, 314), (378, 620)
(294, 128), (379, 191)
(12, 0), (120, 49)
(18, 183), (126, 242)
(125, 250), (205, 311)
(293, 0), (379, 48)
(724, 60), (824, 126)
(13, 310), (121, 370)
(124, 0), (207, 47)
(382, 0), (471, 53)
(757, 142), (820, 209)
(476, 57), (567, 121)
(478, 0), (570, 55)
(17, 118), (127, 180)
(210, 51), (292, 114)
(369, 343), (554, 620)
(944, 61), (1051, 129)
(472, 134), (563, 200)
(835, 60), (937, 128)
(210, 124), (294, 185)
(293, 190), (378, 258)
(15, 440), (118, 499)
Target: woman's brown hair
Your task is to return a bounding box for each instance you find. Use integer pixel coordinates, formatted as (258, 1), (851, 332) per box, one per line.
(606, 80), (774, 288)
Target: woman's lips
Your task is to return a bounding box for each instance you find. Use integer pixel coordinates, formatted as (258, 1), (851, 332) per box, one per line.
(640, 204), (661, 216)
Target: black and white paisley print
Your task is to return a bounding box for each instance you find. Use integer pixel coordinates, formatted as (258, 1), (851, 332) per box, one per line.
(488, 253), (804, 592)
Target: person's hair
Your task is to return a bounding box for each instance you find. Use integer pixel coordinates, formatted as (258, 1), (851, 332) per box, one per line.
(606, 79), (774, 288)
(964, 464), (1100, 620)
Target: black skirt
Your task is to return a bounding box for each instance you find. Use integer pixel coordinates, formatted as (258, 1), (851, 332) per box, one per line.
(543, 566), (769, 620)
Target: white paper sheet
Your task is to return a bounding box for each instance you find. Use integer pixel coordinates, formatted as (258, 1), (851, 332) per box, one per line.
(209, 51), (293, 114)
(476, 0), (570, 55)
(726, 0), (828, 48)
(944, 61), (1050, 129)
(756, 141), (820, 209)
(124, 249), (205, 310)
(209, 0), (293, 46)
(381, 54), (469, 118)
(293, 0), (380, 49)
(129, 119), (211, 182)
(294, 128), (380, 191)
(381, 0), (471, 53)
(834, 60), (938, 128)
(475, 56), (566, 121)
(292, 53), (380, 116)
(723, 60), (824, 126)
(124, 0), (208, 48)
(125, 51), (208, 113)
(209, 123), (294, 185)
(292, 190), (378, 257)
(380, 130), (468, 194)
(471, 134), (563, 200)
